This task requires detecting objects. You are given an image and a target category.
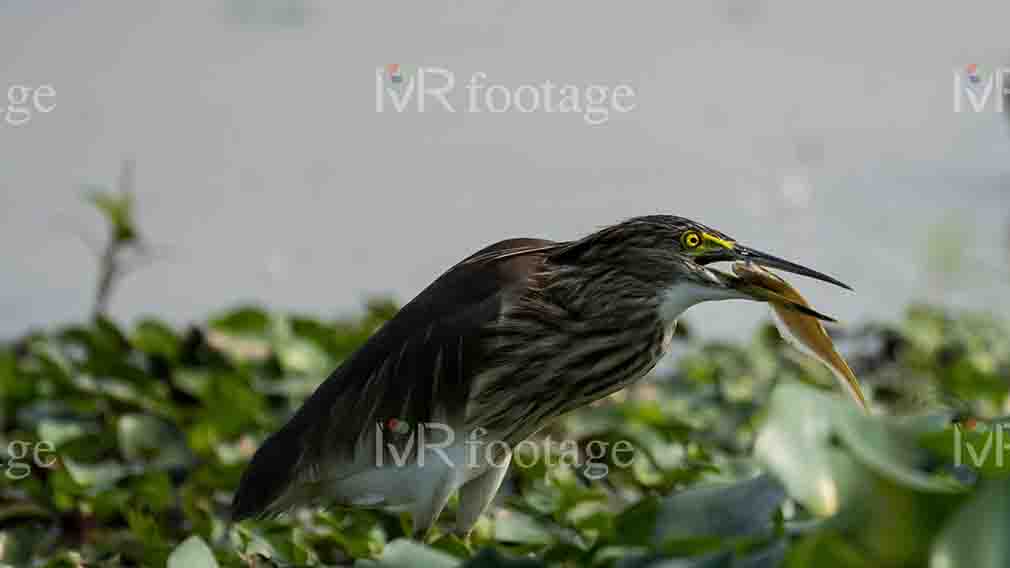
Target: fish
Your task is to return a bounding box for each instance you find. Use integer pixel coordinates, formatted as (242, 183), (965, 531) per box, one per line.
(731, 262), (869, 412)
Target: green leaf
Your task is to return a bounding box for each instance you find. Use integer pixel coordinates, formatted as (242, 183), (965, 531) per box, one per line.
(208, 306), (271, 336)
(117, 413), (192, 469)
(125, 508), (170, 563)
(28, 340), (74, 383)
(276, 338), (332, 375)
(754, 384), (870, 516)
(130, 471), (175, 513)
(755, 382), (958, 517)
(493, 511), (555, 545)
(0, 526), (44, 565)
(784, 531), (868, 567)
(63, 458), (127, 488)
(652, 474), (786, 544)
(131, 319), (181, 361)
(356, 538), (459, 568)
(463, 547), (548, 567)
(614, 550), (733, 567)
(429, 534), (472, 559)
(37, 417), (94, 446)
(613, 496), (660, 547)
(834, 409), (962, 493)
(931, 478), (1010, 568)
(167, 535), (219, 568)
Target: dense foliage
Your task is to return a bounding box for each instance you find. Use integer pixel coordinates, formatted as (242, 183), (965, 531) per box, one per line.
(1, 299), (1008, 567)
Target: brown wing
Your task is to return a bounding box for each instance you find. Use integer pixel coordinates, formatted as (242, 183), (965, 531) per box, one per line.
(232, 238), (558, 519)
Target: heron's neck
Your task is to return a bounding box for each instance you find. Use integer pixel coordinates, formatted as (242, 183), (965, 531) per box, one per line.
(470, 269), (671, 442)
(542, 265), (666, 320)
(658, 281), (743, 326)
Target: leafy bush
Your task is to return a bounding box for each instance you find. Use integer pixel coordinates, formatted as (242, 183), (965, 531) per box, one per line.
(0, 301), (1008, 567)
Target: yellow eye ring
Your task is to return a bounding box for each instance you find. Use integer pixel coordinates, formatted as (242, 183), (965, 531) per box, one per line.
(682, 231), (702, 249)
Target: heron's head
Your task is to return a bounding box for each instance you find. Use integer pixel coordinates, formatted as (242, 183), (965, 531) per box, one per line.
(552, 215), (850, 323)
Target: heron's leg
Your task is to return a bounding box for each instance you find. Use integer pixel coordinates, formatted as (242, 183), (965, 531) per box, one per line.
(455, 452), (511, 538)
(410, 469), (457, 539)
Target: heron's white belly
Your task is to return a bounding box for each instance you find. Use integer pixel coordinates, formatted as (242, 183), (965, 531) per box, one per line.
(323, 437), (495, 509)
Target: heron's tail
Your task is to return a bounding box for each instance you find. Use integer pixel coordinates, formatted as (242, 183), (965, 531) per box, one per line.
(231, 427), (302, 520)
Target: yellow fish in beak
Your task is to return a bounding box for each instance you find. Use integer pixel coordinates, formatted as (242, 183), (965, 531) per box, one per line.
(732, 262), (869, 412)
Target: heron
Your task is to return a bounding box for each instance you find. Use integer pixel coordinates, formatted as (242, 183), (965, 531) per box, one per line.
(232, 215), (850, 537)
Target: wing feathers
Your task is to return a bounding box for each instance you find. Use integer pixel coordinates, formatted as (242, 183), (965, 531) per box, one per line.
(232, 238), (557, 519)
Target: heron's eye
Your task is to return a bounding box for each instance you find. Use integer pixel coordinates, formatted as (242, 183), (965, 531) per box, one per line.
(682, 231), (702, 249)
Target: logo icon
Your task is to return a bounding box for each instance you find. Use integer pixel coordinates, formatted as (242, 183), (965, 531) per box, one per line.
(385, 417), (410, 435)
(386, 64), (402, 84)
(383, 64), (415, 90)
(965, 64), (982, 86)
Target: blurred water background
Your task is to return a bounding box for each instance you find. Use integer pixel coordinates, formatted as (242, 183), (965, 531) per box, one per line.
(1, 1), (1008, 339)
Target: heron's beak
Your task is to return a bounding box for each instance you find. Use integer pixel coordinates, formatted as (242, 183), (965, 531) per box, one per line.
(733, 246), (852, 291)
(699, 242), (852, 291)
(693, 237), (849, 322)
